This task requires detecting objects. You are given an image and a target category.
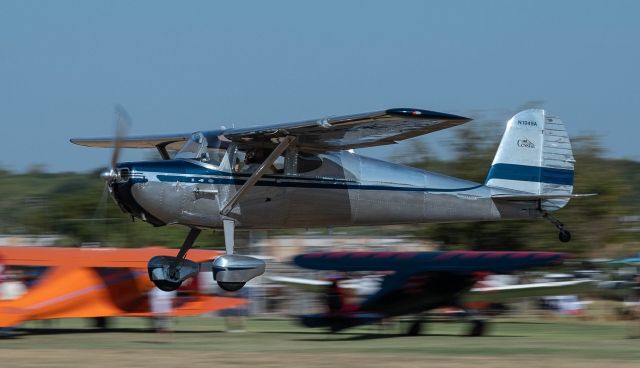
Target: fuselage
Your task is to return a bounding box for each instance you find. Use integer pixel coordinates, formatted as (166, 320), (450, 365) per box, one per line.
(110, 151), (538, 230)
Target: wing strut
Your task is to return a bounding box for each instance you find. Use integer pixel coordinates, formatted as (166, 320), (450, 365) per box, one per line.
(220, 136), (295, 217)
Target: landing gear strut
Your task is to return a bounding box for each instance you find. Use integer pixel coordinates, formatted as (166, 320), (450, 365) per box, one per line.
(147, 221), (265, 293)
(213, 219), (265, 292)
(148, 228), (202, 292)
(542, 212), (571, 243)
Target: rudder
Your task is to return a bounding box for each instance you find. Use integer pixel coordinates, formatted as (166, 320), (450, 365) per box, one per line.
(485, 109), (575, 211)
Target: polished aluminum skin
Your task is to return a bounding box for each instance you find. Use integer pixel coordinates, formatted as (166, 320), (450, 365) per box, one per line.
(97, 108), (575, 232)
(121, 152), (513, 230)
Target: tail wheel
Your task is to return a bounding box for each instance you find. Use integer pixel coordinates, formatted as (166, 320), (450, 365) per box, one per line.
(559, 230), (571, 243)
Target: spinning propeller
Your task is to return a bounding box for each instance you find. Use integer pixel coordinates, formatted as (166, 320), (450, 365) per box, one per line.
(100, 105), (131, 183)
(90, 105), (132, 245)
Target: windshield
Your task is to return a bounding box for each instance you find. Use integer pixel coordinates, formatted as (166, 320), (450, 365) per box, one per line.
(175, 132), (208, 160)
(174, 132), (226, 166)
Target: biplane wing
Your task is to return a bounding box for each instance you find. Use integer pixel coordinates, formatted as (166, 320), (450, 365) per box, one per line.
(287, 251), (579, 333)
(293, 251), (566, 273)
(0, 246), (220, 268)
(465, 279), (594, 303)
(0, 247), (245, 328)
(268, 275), (594, 303)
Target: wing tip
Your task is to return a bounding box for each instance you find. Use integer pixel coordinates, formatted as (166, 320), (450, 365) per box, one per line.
(386, 108), (471, 121)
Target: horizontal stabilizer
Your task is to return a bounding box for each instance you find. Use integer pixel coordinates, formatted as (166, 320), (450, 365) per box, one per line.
(294, 251), (566, 273)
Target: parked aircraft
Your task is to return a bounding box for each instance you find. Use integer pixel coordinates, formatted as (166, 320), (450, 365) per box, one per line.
(71, 108), (594, 292)
(0, 247), (245, 328)
(278, 250), (593, 336)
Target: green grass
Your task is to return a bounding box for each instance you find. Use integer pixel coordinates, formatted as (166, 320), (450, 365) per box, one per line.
(2, 317), (638, 365)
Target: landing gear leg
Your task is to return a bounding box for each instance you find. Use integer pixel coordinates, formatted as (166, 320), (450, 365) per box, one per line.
(223, 218), (235, 255)
(212, 219), (265, 292)
(542, 212), (571, 243)
(217, 219), (244, 292)
(168, 227), (201, 278)
(147, 227), (201, 292)
(467, 319), (487, 337)
(407, 320), (424, 336)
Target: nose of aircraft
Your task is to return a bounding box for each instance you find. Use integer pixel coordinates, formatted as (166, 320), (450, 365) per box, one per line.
(107, 163), (166, 227)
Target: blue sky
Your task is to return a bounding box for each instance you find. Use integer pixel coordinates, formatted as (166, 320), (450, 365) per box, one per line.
(1, 1), (638, 172)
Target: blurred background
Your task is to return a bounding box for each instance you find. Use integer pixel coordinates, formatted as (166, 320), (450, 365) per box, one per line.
(0, 0), (638, 255)
(0, 2), (639, 365)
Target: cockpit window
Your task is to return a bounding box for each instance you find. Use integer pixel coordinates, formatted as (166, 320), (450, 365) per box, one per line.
(232, 148), (285, 175)
(205, 147), (226, 165)
(174, 133), (225, 166)
(175, 132), (207, 160)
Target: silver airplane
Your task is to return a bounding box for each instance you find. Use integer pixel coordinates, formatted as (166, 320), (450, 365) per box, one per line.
(71, 107), (593, 292)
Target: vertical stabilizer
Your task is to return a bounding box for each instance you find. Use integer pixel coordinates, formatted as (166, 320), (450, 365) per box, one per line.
(485, 109), (575, 211)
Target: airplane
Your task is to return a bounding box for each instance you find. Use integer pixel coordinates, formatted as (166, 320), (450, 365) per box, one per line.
(275, 250), (594, 336)
(0, 247), (246, 329)
(70, 107), (594, 293)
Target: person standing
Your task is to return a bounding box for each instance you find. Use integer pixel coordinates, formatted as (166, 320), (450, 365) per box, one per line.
(149, 286), (176, 333)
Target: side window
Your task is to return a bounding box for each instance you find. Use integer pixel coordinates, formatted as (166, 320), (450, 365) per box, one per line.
(232, 148), (285, 175)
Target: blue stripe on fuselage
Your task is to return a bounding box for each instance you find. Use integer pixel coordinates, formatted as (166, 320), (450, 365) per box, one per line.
(125, 160), (483, 193)
(155, 174), (483, 193)
(485, 163), (574, 186)
(123, 160), (356, 183)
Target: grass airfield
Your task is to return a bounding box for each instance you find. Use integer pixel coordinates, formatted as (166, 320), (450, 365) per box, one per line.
(2, 317), (638, 368)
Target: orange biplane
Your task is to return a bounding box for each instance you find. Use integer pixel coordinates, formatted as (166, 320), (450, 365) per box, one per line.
(0, 247), (246, 328)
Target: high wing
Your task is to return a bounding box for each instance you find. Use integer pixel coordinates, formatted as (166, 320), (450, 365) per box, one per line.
(70, 133), (191, 151)
(221, 108), (471, 150)
(70, 108), (470, 152)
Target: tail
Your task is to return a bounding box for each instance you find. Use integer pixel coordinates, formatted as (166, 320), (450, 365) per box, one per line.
(485, 109), (575, 211)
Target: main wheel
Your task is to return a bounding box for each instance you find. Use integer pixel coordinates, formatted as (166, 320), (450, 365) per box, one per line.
(152, 279), (182, 292)
(218, 281), (245, 292)
(559, 230), (571, 243)
(148, 267), (182, 291)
